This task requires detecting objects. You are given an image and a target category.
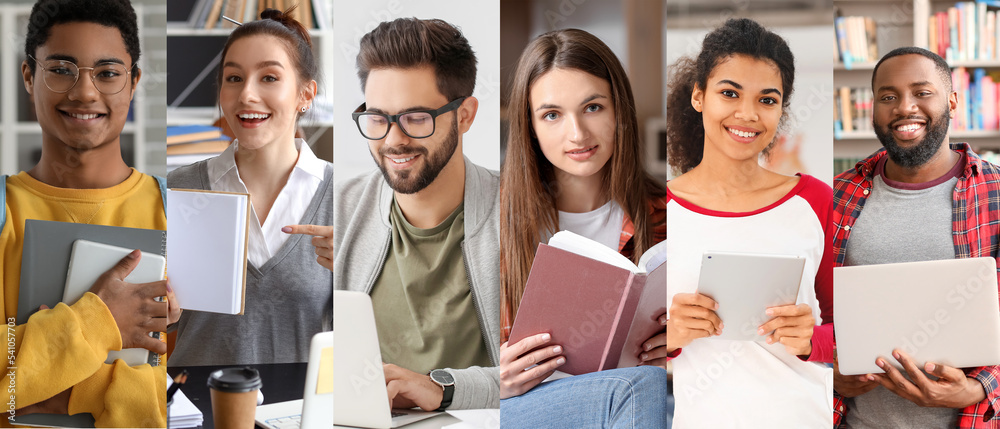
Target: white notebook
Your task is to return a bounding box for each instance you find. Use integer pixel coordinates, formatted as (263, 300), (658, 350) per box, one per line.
(166, 189), (250, 315)
(64, 240), (166, 367)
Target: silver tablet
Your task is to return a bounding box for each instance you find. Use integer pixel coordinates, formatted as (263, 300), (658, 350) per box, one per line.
(696, 251), (806, 341)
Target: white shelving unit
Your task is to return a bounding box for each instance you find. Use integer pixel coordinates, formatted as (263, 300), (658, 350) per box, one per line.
(0, 3), (162, 176)
(834, 0), (1000, 161)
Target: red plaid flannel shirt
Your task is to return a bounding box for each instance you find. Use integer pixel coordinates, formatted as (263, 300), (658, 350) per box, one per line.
(832, 143), (1000, 428)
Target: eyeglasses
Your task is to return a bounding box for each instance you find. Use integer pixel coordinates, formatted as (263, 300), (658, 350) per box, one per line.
(27, 54), (132, 95)
(352, 97), (467, 140)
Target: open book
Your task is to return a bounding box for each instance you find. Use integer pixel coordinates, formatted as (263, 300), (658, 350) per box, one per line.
(508, 231), (666, 375)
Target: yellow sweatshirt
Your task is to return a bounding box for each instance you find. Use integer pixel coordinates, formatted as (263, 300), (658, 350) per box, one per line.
(0, 170), (167, 427)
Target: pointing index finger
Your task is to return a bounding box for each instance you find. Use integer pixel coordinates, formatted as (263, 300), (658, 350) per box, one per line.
(282, 224), (322, 235)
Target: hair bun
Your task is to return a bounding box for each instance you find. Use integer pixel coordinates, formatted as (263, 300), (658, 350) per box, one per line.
(260, 6), (312, 48)
(260, 8), (283, 21)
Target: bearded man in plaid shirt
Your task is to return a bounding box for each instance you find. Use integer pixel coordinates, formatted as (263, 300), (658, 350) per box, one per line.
(832, 46), (1000, 428)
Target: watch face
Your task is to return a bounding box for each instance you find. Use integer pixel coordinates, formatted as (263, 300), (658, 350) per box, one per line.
(431, 370), (455, 385)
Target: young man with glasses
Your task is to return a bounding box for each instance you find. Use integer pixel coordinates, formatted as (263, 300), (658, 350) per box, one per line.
(0, 0), (177, 426)
(334, 18), (501, 411)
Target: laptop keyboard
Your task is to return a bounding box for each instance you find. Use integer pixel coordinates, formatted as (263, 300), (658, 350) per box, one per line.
(391, 411), (406, 418)
(265, 414), (301, 429)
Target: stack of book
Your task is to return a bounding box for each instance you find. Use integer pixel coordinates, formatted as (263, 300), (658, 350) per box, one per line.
(186, 0), (330, 30)
(167, 125), (231, 172)
(835, 16), (879, 68)
(953, 67), (1000, 131)
(928, 1), (1000, 63)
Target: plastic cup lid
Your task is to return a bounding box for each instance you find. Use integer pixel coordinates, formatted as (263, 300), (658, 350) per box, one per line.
(207, 367), (263, 393)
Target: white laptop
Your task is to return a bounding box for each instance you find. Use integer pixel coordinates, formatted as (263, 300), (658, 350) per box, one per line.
(696, 251), (805, 340)
(255, 331), (334, 429)
(835, 257), (1000, 375)
(333, 291), (441, 429)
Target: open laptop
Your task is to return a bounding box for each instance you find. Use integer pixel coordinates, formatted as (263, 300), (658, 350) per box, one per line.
(254, 331), (334, 429)
(333, 291), (441, 429)
(835, 257), (1000, 375)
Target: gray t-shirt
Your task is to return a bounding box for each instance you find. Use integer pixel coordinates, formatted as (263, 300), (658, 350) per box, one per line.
(843, 155), (964, 429)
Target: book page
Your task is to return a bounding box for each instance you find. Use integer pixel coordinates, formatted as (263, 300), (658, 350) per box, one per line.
(548, 231), (641, 273)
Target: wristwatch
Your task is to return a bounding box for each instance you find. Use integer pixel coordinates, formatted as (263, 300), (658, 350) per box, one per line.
(429, 369), (455, 411)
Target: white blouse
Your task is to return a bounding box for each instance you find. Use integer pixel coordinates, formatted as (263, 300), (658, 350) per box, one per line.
(205, 138), (326, 268)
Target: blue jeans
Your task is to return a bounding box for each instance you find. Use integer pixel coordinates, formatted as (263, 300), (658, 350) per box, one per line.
(499, 366), (668, 429)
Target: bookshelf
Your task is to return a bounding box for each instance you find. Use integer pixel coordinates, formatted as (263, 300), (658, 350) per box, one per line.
(834, 0), (1000, 171)
(165, 0), (333, 163)
(0, 2), (164, 176)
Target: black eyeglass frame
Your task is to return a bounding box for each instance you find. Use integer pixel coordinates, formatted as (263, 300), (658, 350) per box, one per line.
(26, 54), (134, 95)
(352, 96), (468, 140)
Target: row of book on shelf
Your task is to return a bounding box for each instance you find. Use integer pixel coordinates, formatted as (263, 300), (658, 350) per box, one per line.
(835, 67), (1000, 135)
(166, 125), (231, 172)
(835, 16), (879, 67)
(928, 1), (1000, 63)
(837, 2), (1000, 67)
(185, 0), (329, 30)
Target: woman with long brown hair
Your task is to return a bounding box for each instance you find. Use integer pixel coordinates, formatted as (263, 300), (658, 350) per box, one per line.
(498, 28), (666, 427)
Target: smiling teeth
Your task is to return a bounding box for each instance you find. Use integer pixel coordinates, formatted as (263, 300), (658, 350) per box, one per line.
(570, 147), (595, 154)
(239, 113), (270, 119)
(69, 113), (99, 120)
(391, 156), (415, 163)
(896, 124), (922, 132)
(728, 128), (758, 138)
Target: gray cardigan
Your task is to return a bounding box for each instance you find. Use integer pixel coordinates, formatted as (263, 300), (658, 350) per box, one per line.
(333, 156), (501, 409)
(167, 161), (334, 365)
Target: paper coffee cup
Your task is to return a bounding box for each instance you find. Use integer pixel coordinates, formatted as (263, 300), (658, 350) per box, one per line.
(208, 367), (263, 429)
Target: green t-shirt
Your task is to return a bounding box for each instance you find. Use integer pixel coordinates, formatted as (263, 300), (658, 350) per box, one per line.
(370, 199), (492, 374)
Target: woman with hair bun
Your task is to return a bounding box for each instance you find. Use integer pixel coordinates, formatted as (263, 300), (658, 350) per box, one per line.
(665, 18), (834, 428)
(167, 7), (333, 366)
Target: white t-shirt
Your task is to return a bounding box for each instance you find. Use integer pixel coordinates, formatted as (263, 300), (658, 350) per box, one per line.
(550, 199), (624, 250)
(666, 174), (833, 429)
(206, 138), (326, 268)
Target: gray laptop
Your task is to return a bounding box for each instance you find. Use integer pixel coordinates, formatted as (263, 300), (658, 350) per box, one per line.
(334, 291), (441, 428)
(835, 257), (1000, 375)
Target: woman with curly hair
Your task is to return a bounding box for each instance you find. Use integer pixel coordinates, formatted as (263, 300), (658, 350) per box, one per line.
(665, 18), (834, 428)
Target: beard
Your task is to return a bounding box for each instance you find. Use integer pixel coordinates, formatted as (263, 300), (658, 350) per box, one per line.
(873, 110), (950, 169)
(373, 120), (459, 194)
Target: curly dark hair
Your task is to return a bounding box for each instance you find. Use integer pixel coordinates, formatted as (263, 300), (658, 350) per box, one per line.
(24, 0), (141, 74)
(666, 18), (795, 175)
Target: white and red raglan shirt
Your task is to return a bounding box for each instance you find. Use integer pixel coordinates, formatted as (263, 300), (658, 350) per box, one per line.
(666, 174), (835, 429)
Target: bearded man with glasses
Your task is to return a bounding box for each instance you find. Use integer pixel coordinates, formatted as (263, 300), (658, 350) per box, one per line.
(335, 18), (502, 413)
(0, 0), (179, 426)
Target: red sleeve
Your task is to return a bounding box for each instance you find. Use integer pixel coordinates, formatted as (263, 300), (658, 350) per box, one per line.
(797, 175), (835, 363)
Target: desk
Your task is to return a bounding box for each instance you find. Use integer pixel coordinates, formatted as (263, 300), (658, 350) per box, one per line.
(169, 363), (307, 429)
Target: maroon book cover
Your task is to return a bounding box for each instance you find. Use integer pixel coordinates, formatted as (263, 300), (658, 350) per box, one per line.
(508, 243), (657, 375)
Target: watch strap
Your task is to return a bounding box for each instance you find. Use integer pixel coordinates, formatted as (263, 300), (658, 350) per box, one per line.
(435, 383), (454, 411)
